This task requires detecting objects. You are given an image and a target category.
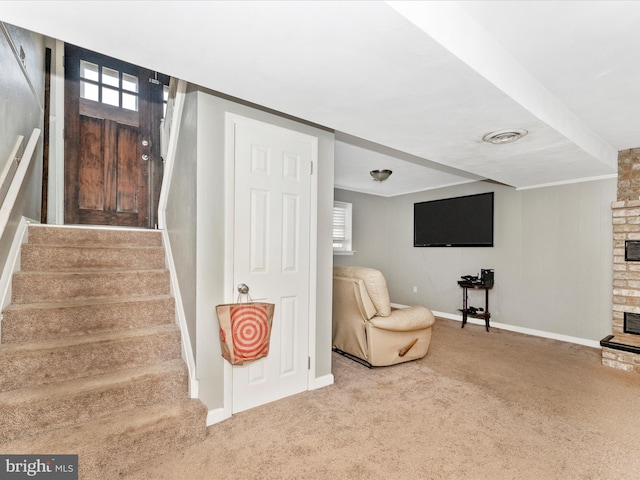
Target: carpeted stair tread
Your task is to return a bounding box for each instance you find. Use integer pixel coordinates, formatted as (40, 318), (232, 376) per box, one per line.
(2, 294), (175, 344)
(21, 243), (166, 271)
(1, 225), (207, 475)
(27, 225), (163, 247)
(11, 269), (171, 304)
(0, 359), (188, 442)
(0, 324), (182, 391)
(0, 398), (208, 480)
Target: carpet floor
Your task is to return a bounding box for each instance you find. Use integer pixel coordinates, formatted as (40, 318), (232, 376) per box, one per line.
(122, 318), (640, 479)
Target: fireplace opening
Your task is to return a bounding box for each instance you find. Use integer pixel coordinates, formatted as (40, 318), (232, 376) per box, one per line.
(624, 312), (640, 335)
(625, 240), (640, 261)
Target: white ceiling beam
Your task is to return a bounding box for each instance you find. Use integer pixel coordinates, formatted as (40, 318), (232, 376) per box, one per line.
(386, 0), (618, 171)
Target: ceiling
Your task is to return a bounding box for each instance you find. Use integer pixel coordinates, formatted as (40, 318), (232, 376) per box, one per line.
(2, 1), (639, 197)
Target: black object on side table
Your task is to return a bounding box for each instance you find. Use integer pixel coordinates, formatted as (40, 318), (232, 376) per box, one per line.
(458, 280), (493, 332)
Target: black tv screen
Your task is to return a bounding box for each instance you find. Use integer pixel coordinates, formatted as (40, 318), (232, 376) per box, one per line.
(414, 192), (494, 247)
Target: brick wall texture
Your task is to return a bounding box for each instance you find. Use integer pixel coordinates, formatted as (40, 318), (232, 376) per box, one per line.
(602, 347), (640, 374)
(617, 147), (640, 201)
(607, 147), (640, 373)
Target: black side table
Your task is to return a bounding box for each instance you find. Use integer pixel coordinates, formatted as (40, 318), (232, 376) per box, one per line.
(458, 282), (492, 332)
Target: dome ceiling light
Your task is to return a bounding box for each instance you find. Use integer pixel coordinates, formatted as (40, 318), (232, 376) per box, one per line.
(370, 169), (393, 182)
(482, 128), (528, 145)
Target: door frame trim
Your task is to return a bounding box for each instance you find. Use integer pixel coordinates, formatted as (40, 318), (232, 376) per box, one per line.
(222, 112), (318, 419)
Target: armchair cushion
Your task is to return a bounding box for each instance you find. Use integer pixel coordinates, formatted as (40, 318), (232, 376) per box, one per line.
(369, 306), (435, 332)
(333, 265), (391, 317)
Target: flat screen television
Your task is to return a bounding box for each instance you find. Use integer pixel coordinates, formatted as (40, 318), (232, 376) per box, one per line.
(414, 192), (494, 247)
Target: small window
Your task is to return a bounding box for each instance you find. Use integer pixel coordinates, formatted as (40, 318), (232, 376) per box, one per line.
(122, 73), (139, 111)
(80, 60), (99, 81)
(102, 67), (120, 87)
(80, 60), (99, 102)
(333, 201), (354, 255)
(101, 86), (119, 107)
(162, 84), (169, 117)
(80, 59), (139, 111)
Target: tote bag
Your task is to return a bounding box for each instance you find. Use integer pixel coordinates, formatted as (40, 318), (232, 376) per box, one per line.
(216, 301), (275, 366)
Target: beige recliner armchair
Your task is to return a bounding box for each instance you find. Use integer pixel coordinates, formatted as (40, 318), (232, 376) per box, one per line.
(332, 266), (436, 367)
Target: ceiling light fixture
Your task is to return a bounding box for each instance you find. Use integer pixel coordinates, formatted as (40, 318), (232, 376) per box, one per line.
(370, 169), (392, 182)
(482, 128), (528, 145)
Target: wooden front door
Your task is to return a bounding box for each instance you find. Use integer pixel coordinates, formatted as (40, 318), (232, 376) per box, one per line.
(64, 44), (167, 227)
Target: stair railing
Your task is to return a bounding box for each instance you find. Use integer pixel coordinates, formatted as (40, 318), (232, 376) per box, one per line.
(158, 78), (186, 225)
(0, 128), (41, 315)
(0, 129), (40, 237)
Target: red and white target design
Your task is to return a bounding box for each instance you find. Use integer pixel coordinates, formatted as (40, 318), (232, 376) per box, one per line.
(230, 304), (272, 360)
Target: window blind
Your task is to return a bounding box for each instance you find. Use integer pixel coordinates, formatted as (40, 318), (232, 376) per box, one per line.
(333, 204), (347, 242)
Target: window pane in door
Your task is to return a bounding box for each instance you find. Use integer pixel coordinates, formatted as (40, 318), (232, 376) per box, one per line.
(122, 73), (138, 93)
(163, 85), (169, 116)
(102, 86), (119, 107)
(80, 80), (99, 102)
(80, 60), (99, 81)
(122, 92), (138, 111)
(102, 67), (120, 88)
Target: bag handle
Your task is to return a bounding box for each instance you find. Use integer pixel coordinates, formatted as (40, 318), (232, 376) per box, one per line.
(236, 283), (254, 304)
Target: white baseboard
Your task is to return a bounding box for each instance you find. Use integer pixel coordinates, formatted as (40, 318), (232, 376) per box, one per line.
(206, 373), (334, 426)
(310, 373), (334, 390)
(206, 407), (228, 426)
(390, 302), (410, 309)
(432, 310), (601, 349)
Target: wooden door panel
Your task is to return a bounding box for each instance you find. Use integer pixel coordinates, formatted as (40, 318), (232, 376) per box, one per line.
(103, 120), (117, 212)
(116, 123), (141, 213)
(78, 116), (105, 211)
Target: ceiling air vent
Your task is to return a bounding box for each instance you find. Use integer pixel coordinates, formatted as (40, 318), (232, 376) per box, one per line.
(482, 129), (528, 145)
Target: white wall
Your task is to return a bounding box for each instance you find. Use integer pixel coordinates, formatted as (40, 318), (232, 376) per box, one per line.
(0, 22), (44, 266)
(335, 178), (616, 343)
(0, 23), (44, 172)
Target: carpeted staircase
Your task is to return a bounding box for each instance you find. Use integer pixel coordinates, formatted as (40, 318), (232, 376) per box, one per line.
(0, 225), (207, 479)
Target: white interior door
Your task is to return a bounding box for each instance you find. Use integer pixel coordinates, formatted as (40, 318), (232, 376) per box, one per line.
(231, 116), (314, 413)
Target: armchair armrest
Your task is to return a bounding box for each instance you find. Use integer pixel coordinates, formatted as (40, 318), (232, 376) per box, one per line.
(368, 306), (435, 332)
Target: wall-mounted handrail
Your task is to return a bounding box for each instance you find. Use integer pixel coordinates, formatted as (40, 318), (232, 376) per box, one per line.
(0, 128), (40, 238)
(0, 135), (24, 208)
(158, 79), (186, 230)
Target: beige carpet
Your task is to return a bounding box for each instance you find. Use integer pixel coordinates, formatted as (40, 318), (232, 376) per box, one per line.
(123, 318), (640, 480)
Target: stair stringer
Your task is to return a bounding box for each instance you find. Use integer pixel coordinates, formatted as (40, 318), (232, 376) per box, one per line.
(0, 216), (30, 331)
(161, 227), (199, 399)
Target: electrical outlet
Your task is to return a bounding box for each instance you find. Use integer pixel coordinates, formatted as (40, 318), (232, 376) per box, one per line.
(413, 286), (418, 293)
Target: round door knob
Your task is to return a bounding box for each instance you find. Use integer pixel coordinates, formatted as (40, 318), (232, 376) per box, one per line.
(141, 154), (149, 161)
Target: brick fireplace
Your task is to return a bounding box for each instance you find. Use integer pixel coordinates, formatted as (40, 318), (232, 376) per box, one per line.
(601, 147), (640, 373)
